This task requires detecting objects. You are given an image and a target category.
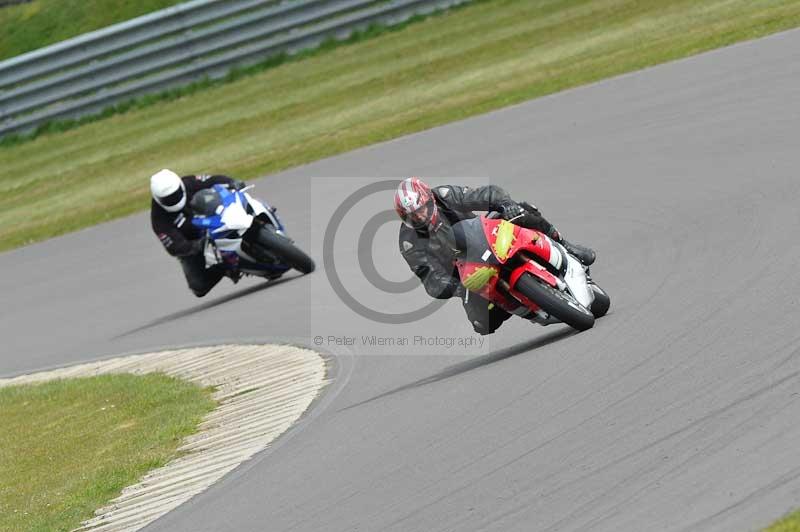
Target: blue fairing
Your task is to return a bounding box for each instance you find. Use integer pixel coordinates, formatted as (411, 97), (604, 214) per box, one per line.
(191, 185), (290, 275)
(191, 185), (236, 232)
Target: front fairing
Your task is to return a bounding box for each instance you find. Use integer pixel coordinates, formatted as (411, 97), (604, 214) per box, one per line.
(192, 185), (255, 237)
(479, 217), (558, 266)
(190, 185), (292, 276)
(243, 190), (287, 235)
(453, 218), (501, 265)
(454, 215), (595, 319)
(453, 218), (498, 292)
(453, 218), (515, 308)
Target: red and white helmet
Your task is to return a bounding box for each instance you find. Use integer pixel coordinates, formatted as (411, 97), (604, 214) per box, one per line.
(394, 177), (441, 231)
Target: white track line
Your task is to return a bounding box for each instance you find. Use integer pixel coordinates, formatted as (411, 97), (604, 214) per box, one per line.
(0, 344), (328, 532)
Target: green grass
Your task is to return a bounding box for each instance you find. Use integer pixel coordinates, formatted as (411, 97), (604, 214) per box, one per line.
(0, 16), (428, 148)
(2, 0), (800, 252)
(0, 0), (186, 61)
(0, 373), (216, 532)
(767, 510), (800, 532)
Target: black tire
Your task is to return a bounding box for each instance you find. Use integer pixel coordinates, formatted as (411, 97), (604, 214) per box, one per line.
(252, 226), (315, 274)
(590, 284), (611, 318)
(515, 273), (595, 331)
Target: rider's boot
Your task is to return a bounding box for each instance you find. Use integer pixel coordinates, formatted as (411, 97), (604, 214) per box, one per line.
(514, 202), (596, 266)
(226, 269), (242, 284)
(560, 239), (596, 266)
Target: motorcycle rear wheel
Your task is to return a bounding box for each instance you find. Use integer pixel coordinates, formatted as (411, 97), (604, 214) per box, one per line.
(515, 273), (595, 331)
(252, 226), (316, 274)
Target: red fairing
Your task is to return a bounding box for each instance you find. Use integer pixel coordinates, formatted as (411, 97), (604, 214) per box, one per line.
(479, 217), (560, 289)
(508, 259), (559, 289)
(456, 262), (500, 294)
(479, 217), (555, 265)
(455, 260), (521, 313)
(527, 230), (555, 263)
(455, 215), (566, 319)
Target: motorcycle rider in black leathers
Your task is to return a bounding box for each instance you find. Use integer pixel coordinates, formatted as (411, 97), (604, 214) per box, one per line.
(150, 169), (245, 297)
(394, 177), (595, 335)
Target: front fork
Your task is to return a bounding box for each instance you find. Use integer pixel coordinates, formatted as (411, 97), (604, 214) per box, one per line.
(500, 249), (570, 322)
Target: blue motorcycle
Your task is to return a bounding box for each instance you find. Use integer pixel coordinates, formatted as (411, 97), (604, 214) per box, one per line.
(189, 184), (315, 279)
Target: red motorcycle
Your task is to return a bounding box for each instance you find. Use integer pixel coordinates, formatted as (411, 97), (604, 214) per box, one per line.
(453, 214), (610, 331)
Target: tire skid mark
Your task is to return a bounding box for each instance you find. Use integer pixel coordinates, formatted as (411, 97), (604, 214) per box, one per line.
(484, 365), (800, 532)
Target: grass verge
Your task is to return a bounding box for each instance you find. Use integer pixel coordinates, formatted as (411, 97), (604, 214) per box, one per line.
(766, 511), (800, 532)
(0, 373), (215, 532)
(0, 0), (185, 61)
(2, 0), (800, 252)
(0, 14), (434, 148)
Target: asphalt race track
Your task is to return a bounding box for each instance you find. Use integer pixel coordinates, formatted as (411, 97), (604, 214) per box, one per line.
(3, 28), (800, 532)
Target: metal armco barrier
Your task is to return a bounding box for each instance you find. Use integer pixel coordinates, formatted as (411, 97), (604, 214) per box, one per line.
(0, 0), (33, 7)
(0, 0), (470, 138)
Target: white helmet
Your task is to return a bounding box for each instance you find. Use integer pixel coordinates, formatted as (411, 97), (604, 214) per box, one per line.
(150, 169), (186, 212)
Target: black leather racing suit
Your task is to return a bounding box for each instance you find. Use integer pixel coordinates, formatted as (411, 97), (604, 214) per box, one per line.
(398, 184), (559, 335)
(151, 174), (238, 297)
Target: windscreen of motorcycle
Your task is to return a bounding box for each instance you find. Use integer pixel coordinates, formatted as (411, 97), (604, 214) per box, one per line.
(452, 218), (501, 266)
(189, 188), (222, 217)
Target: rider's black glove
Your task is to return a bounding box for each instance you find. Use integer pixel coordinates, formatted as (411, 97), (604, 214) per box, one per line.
(232, 180), (246, 190)
(500, 201), (524, 220)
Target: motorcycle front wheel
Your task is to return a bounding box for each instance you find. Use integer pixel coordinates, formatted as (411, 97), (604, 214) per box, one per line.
(589, 284), (611, 318)
(515, 273), (595, 331)
(251, 225), (316, 274)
